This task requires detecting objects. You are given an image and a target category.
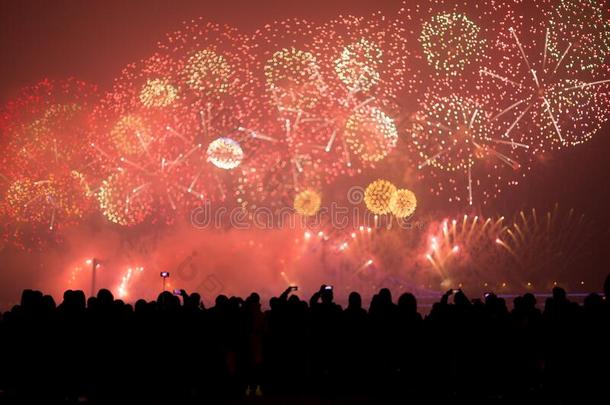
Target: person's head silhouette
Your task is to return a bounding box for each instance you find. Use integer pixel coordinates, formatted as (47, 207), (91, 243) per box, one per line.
(348, 292), (362, 310)
(552, 286), (567, 302)
(398, 292), (417, 313)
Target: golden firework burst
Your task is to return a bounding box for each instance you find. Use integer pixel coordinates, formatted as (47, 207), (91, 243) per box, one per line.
(293, 189), (322, 216)
(184, 49), (233, 96)
(389, 188), (417, 218)
(139, 78), (178, 108)
(364, 179), (396, 215)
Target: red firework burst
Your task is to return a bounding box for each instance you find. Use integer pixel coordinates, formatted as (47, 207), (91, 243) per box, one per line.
(0, 79), (99, 248)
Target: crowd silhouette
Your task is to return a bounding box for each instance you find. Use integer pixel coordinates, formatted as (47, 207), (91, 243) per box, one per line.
(1, 277), (609, 403)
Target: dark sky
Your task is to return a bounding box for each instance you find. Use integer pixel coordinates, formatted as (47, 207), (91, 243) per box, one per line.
(0, 0), (403, 102)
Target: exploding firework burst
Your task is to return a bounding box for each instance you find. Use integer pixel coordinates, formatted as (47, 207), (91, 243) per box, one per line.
(139, 78), (179, 108)
(264, 47), (326, 110)
(546, 0), (610, 73)
(334, 38), (383, 93)
(420, 12), (485, 75)
(531, 78), (610, 148)
(183, 49), (234, 96)
(206, 137), (244, 170)
(411, 93), (493, 173)
(389, 188), (417, 218)
(480, 18), (610, 153)
(108, 114), (152, 157)
(344, 105), (399, 163)
(158, 20), (269, 211)
(0, 79), (98, 247)
(364, 179), (396, 215)
(293, 189), (322, 216)
(409, 92), (527, 205)
(314, 13), (412, 99)
(97, 170), (155, 226)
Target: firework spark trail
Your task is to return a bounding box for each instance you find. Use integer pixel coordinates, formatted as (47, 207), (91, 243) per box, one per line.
(418, 147), (450, 169)
(487, 138), (530, 149)
(490, 99), (527, 121)
(504, 103), (532, 137)
(480, 69), (523, 88)
(553, 42), (573, 75)
(542, 97), (564, 142)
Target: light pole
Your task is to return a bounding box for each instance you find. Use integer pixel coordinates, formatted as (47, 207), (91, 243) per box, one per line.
(88, 258), (102, 298)
(160, 271), (170, 292)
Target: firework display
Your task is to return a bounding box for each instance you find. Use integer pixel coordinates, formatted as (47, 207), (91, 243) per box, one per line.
(545, 0), (610, 73)
(423, 215), (507, 286)
(495, 204), (594, 285)
(183, 49), (233, 96)
(364, 179), (397, 215)
(293, 189), (322, 217)
(408, 91), (527, 205)
(0, 0), (609, 299)
(420, 13), (485, 75)
(0, 79), (98, 248)
(206, 137), (244, 170)
(479, 16), (610, 153)
(97, 170), (155, 226)
(139, 78), (179, 108)
(411, 93), (494, 173)
(264, 47), (325, 111)
(345, 106), (399, 163)
(91, 54), (207, 226)
(334, 38), (383, 93)
(389, 188), (417, 218)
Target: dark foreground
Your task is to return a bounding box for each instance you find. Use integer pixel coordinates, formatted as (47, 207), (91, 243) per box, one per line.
(1, 278), (609, 404)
